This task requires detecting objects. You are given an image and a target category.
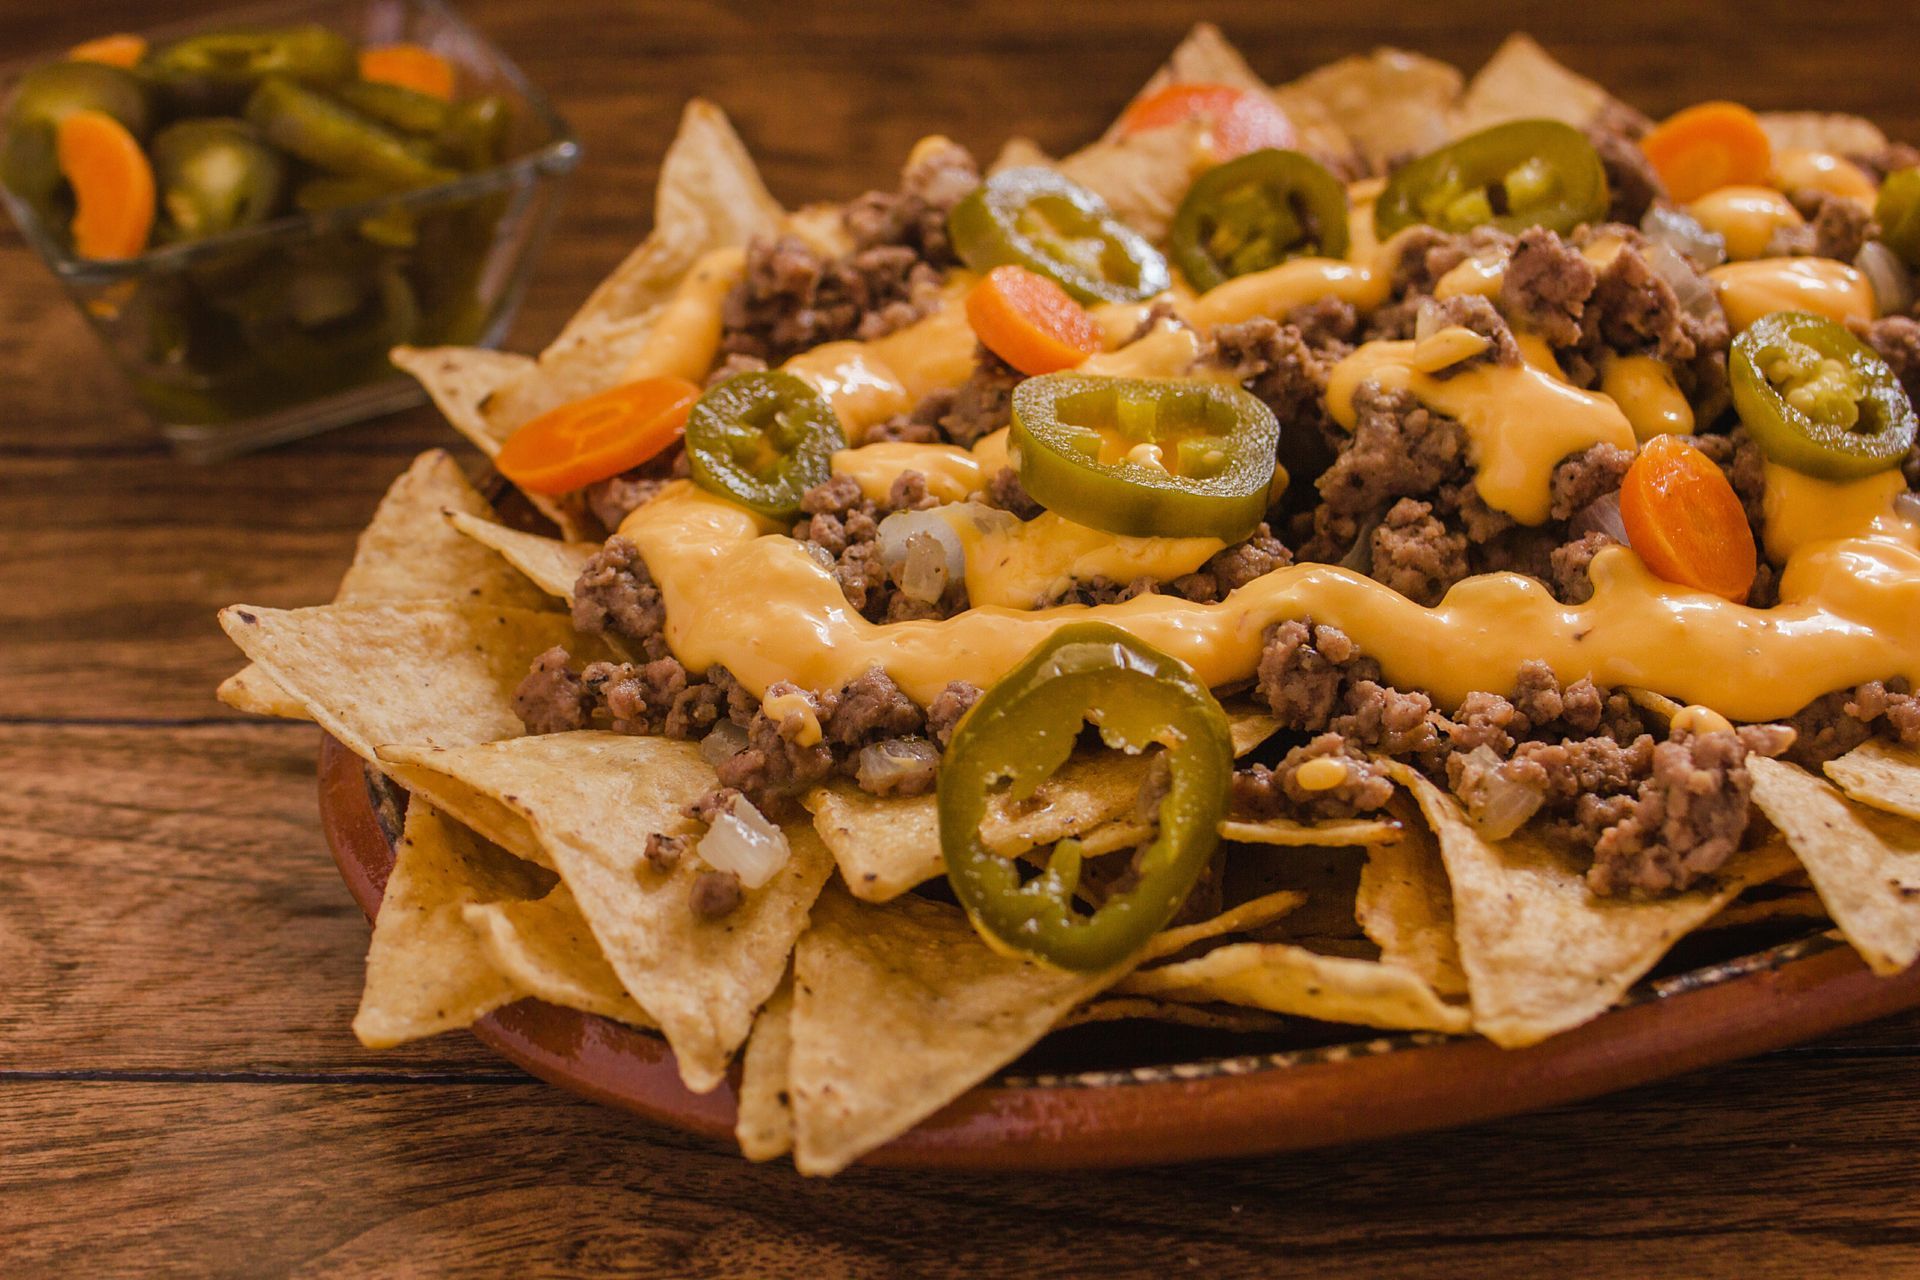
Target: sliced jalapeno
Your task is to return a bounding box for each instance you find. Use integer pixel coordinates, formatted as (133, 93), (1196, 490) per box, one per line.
(948, 166), (1170, 305)
(685, 371), (846, 521)
(245, 76), (455, 189)
(940, 622), (1233, 972)
(1010, 373), (1280, 541)
(142, 24), (355, 114)
(1169, 148), (1349, 291)
(152, 118), (285, 239)
(1, 60), (151, 208)
(1875, 167), (1920, 269)
(332, 79), (451, 137)
(435, 95), (510, 171)
(1730, 310), (1917, 480)
(1375, 119), (1610, 238)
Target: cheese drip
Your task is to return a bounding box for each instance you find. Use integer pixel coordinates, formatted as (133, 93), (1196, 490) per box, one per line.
(1687, 187), (1804, 261)
(621, 474), (1920, 723)
(1324, 329), (1637, 523)
(1710, 258), (1875, 332)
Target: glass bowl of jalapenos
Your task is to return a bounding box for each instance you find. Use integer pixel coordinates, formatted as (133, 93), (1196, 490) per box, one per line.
(0, 0), (579, 461)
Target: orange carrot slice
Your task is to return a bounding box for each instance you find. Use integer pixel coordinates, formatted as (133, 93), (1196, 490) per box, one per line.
(1640, 102), (1773, 204)
(497, 377), (702, 495)
(68, 33), (147, 68)
(56, 109), (154, 260)
(358, 43), (457, 101)
(1118, 83), (1296, 161)
(965, 265), (1105, 376)
(1619, 434), (1757, 602)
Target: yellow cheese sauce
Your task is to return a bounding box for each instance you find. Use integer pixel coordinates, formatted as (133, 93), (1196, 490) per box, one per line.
(623, 247), (748, 384)
(1601, 356), (1694, 441)
(1687, 186), (1804, 261)
(945, 509), (1223, 610)
(1324, 329), (1637, 523)
(1709, 258), (1875, 332)
(1771, 148), (1879, 204)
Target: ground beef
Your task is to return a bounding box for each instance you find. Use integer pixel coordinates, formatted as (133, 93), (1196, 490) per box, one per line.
(1781, 189), (1878, 262)
(1168, 524), (1293, 603)
(1331, 680), (1443, 761)
(1232, 733), (1395, 820)
(714, 681), (837, 814)
(1500, 226), (1596, 347)
(514, 646), (594, 734)
(1367, 497), (1468, 605)
(1858, 315), (1920, 403)
(579, 447), (690, 534)
(1849, 142), (1920, 183)
(1255, 620), (1373, 731)
(939, 346), (1020, 445)
(1204, 318), (1331, 426)
(984, 466), (1043, 519)
(704, 351), (768, 388)
(866, 387), (954, 444)
(1549, 443), (1634, 521)
(572, 536), (668, 656)
(1585, 727), (1789, 895)
(841, 139), (979, 266)
(690, 869), (744, 920)
(1586, 119), (1664, 224)
(1286, 297), (1362, 354)
(927, 681), (981, 746)
(644, 832), (688, 873)
(1548, 531), (1618, 604)
(720, 236), (944, 365)
(1423, 293), (1522, 368)
(1784, 679), (1920, 767)
(1308, 383), (1467, 552)
(826, 668), (925, 748)
(1580, 230), (1727, 368)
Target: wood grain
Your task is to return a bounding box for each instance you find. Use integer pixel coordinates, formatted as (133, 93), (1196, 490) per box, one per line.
(5, 0), (1920, 1273)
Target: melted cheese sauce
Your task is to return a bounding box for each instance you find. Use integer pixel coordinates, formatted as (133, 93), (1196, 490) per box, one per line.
(1688, 186), (1804, 261)
(1324, 329), (1637, 523)
(1709, 258), (1876, 332)
(624, 247), (747, 384)
(946, 509), (1223, 610)
(1772, 148), (1879, 204)
(1602, 356), (1694, 441)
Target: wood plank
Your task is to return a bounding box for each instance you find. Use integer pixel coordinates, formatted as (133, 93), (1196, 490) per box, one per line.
(0, 722), (496, 1073)
(5, 1062), (1920, 1277)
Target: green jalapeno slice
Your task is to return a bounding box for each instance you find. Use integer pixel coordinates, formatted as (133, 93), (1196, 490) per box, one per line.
(152, 118), (286, 239)
(142, 24), (355, 114)
(244, 76), (455, 190)
(1375, 119), (1609, 238)
(948, 166), (1170, 305)
(685, 371), (847, 521)
(1730, 310), (1917, 480)
(1169, 148), (1349, 291)
(332, 79), (451, 137)
(1875, 167), (1920, 269)
(1, 60), (151, 208)
(940, 622), (1234, 973)
(1009, 373), (1281, 541)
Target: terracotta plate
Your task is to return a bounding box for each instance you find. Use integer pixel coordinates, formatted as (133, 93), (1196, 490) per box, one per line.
(321, 734), (1920, 1169)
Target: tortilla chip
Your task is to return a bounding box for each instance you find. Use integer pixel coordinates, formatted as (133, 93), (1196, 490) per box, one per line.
(1059, 997), (1291, 1033)
(446, 511), (599, 605)
(1456, 34), (1611, 133)
(1274, 48), (1462, 170)
(1132, 22), (1269, 104)
(1390, 763), (1797, 1046)
(480, 100), (782, 436)
(1075, 818), (1155, 857)
(353, 802), (553, 1048)
(1119, 941), (1471, 1034)
(1759, 111), (1887, 157)
(1220, 816), (1401, 846)
(464, 883), (654, 1027)
(379, 732), (832, 1092)
(1749, 756), (1920, 975)
(221, 450), (550, 720)
(991, 137), (1052, 173)
(383, 762), (547, 868)
(734, 978), (795, 1162)
(389, 347), (538, 455)
(1825, 739), (1920, 822)
(1140, 889), (1307, 962)
(1355, 819), (1469, 998)
(789, 887), (1120, 1175)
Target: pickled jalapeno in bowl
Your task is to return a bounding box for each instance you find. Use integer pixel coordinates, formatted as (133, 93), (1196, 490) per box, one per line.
(0, 0), (578, 460)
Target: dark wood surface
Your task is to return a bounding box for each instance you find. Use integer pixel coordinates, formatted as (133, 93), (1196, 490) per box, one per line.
(5, 1), (1920, 1274)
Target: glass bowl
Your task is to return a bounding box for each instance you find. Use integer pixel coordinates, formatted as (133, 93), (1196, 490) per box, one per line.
(0, 0), (579, 462)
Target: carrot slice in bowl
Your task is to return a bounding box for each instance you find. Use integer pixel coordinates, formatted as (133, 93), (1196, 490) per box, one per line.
(359, 43), (458, 101)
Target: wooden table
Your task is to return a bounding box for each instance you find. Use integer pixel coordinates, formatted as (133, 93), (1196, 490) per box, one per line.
(6, 1), (1919, 1273)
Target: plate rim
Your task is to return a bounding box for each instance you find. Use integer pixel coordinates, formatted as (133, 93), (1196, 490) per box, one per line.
(319, 732), (1920, 1170)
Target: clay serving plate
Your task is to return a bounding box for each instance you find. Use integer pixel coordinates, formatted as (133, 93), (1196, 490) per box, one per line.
(320, 735), (1920, 1169)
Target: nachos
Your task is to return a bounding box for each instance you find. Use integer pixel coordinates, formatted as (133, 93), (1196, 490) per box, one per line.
(219, 28), (1920, 1174)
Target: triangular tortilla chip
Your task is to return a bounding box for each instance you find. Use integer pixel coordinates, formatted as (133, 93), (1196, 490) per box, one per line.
(1749, 756), (1920, 975)
(789, 887), (1119, 1175)
(446, 511), (599, 604)
(353, 802), (553, 1048)
(220, 450), (550, 718)
(1274, 48), (1462, 170)
(1390, 764), (1797, 1047)
(464, 883), (654, 1027)
(379, 733), (832, 1092)
(1220, 816), (1402, 846)
(1759, 112), (1887, 157)
(388, 346), (538, 454)
(1355, 818), (1468, 998)
(1119, 940), (1471, 1034)
(1456, 34), (1611, 134)
(734, 977), (795, 1163)
(1825, 739), (1920, 822)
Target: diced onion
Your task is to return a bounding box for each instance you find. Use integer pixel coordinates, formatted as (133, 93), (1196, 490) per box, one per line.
(1570, 491), (1631, 548)
(1454, 745), (1545, 839)
(696, 794), (791, 889)
(1640, 204), (1727, 269)
(699, 719), (748, 766)
(1644, 241), (1720, 321)
(899, 532), (950, 603)
(1413, 296), (1446, 343)
(877, 508), (965, 579)
(853, 737), (940, 795)
(1855, 240), (1916, 318)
